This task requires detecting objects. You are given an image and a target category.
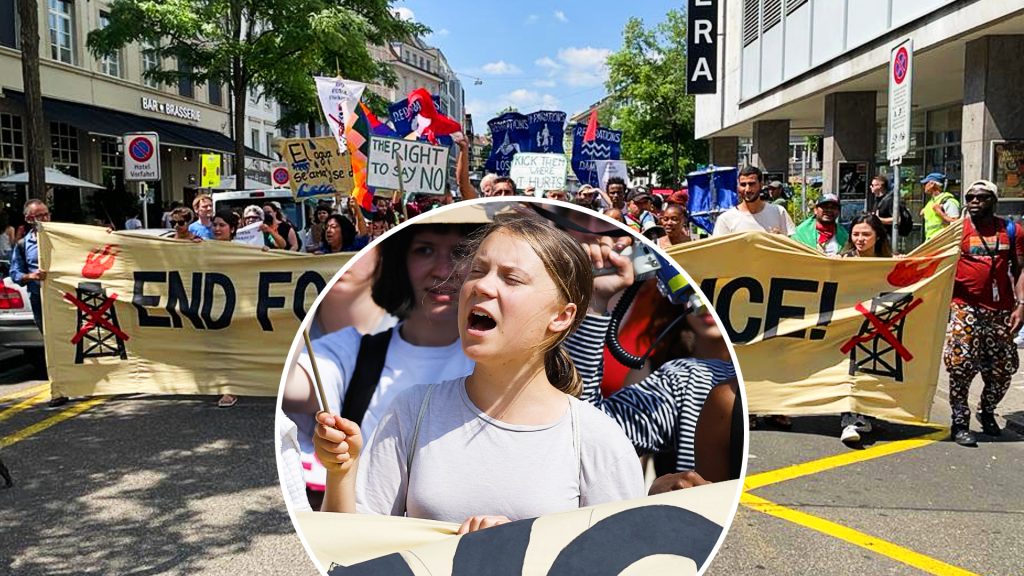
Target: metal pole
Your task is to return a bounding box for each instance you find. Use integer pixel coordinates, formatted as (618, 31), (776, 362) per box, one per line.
(140, 182), (149, 229)
(801, 147), (808, 218)
(891, 160), (900, 249)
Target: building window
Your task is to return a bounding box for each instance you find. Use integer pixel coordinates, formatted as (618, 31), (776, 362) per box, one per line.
(763, 0), (782, 31)
(1, 0), (18, 50)
(0, 113), (25, 176)
(266, 133), (275, 158)
(208, 82), (223, 107)
(785, 0), (808, 14)
(99, 12), (121, 78)
(49, 121), (79, 176)
(178, 59), (194, 98)
(251, 129), (260, 152)
(142, 41), (160, 88)
(48, 0), (74, 64)
(99, 137), (121, 170)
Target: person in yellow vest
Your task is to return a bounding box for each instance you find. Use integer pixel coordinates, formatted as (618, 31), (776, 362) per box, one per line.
(920, 172), (960, 240)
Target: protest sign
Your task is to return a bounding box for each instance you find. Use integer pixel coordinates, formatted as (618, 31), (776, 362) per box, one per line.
(295, 480), (736, 575)
(277, 137), (354, 199)
(367, 136), (449, 195)
(594, 160), (628, 191)
(38, 223), (351, 398)
(571, 124), (623, 186)
(527, 110), (567, 154)
(485, 112), (530, 176)
(200, 153), (221, 188)
(233, 221), (265, 247)
(314, 76), (365, 153)
(509, 153), (567, 192)
(668, 223), (963, 423)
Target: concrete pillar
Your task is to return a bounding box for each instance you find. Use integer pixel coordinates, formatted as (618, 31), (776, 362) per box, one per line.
(962, 36), (1024, 188)
(709, 137), (739, 167)
(751, 120), (790, 180)
(822, 91), (876, 196)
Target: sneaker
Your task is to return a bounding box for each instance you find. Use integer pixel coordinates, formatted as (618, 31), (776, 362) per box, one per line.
(951, 428), (978, 447)
(977, 412), (1002, 437)
(47, 396), (68, 408)
(840, 424), (861, 444)
(217, 394), (238, 408)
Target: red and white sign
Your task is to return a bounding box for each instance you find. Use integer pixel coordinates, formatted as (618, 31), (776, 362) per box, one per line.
(124, 132), (161, 181)
(270, 162), (290, 189)
(887, 39), (913, 161)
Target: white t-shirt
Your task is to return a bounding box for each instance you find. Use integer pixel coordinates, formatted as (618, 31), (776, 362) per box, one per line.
(295, 325), (475, 449)
(712, 203), (795, 236)
(356, 378), (645, 523)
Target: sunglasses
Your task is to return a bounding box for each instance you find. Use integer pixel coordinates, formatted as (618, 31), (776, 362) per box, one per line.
(965, 193), (994, 202)
(171, 219), (188, 226)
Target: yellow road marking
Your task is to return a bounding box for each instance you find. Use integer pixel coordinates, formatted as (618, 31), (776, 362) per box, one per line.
(744, 427), (948, 491)
(0, 390), (49, 423)
(0, 397), (108, 449)
(741, 493), (980, 576)
(0, 383), (48, 403)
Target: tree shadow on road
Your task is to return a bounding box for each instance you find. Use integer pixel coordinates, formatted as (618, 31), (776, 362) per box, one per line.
(0, 395), (306, 575)
(760, 414), (1023, 448)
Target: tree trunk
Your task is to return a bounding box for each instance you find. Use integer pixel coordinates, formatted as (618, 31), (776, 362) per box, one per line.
(18, 0), (47, 201)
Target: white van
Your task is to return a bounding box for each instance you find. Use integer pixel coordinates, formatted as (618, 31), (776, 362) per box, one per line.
(210, 189), (309, 233)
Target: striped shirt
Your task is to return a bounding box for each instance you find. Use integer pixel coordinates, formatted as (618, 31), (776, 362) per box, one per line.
(565, 314), (737, 472)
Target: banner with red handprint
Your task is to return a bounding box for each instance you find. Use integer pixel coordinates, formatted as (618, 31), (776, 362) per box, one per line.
(37, 223), (352, 398)
(668, 222), (962, 424)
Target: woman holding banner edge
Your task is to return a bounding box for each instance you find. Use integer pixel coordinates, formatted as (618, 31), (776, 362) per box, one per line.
(311, 213), (644, 532)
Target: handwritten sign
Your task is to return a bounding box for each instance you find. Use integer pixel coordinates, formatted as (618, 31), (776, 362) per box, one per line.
(509, 153), (567, 193)
(594, 159), (629, 191)
(367, 136), (450, 195)
(277, 137), (354, 200)
(233, 221), (265, 247)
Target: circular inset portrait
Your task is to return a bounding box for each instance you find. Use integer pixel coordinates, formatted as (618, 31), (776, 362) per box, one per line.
(275, 198), (745, 575)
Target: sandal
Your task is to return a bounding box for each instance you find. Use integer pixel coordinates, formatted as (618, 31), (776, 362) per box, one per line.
(217, 394), (238, 408)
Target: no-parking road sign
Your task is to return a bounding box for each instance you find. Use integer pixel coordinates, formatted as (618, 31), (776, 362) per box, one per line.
(124, 132), (161, 181)
(887, 39), (913, 161)
(271, 162), (290, 189)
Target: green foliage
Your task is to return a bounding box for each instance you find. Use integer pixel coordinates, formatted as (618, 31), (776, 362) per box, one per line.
(87, 0), (427, 130)
(605, 10), (706, 187)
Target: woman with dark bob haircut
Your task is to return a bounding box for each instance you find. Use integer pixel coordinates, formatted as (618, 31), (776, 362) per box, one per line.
(283, 222), (483, 508)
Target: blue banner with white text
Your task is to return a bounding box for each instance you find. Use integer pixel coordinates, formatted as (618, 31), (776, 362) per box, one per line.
(486, 112), (530, 176)
(570, 124), (623, 187)
(526, 110), (566, 154)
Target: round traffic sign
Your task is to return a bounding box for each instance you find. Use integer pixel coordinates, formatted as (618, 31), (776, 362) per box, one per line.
(272, 167), (290, 185)
(128, 137), (154, 163)
(893, 47), (909, 84)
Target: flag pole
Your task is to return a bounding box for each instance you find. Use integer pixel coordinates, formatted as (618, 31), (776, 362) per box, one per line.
(303, 328), (330, 414)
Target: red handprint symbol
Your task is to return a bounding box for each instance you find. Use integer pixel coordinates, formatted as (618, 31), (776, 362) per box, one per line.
(887, 257), (940, 287)
(82, 245), (119, 279)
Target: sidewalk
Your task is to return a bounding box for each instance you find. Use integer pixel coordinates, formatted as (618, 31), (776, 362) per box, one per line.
(933, 348), (1024, 435)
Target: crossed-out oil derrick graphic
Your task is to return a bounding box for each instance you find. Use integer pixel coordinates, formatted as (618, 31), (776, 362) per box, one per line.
(64, 245), (129, 363)
(840, 292), (923, 381)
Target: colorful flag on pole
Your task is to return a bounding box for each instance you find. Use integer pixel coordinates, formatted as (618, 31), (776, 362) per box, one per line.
(348, 103), (375, 215)
(583, 108), (599, 142)
(407, 88), (462, 145)
(314, 76), (365, 156)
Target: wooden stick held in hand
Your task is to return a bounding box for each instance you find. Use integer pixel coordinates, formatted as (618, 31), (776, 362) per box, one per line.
(303, 328), (330, 414)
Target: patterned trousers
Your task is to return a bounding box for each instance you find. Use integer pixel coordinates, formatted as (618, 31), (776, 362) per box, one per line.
(942, 303), (1018, 430)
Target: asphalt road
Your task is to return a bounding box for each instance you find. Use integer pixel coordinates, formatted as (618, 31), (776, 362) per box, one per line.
(707, 383), (1024, 576)
(0, 351), (318, 576)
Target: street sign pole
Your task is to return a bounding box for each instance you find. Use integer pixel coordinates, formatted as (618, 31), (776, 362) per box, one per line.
(887, 38), (913, 251)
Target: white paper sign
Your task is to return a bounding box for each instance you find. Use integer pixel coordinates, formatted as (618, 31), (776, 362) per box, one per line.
(233, 221), (265, 247)
(594, 160), (629, 190)
(367, 136), (450, 195)
(509, 153), (567, 193)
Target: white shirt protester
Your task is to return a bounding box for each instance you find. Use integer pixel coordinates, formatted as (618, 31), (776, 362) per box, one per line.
(712, 203), (795, 236)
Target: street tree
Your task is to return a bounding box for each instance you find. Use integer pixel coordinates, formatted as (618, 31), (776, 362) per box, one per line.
(17, 0), (46, 200)
(88, 0), (424, 189)
(605, 10), (705, 188)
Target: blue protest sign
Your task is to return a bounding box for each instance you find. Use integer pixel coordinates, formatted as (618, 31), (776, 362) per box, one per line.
(526, 111), (566, 154)
(570, 123), (623, 187)
(686, 166), (738, 234)
(486, 112), (530, 176)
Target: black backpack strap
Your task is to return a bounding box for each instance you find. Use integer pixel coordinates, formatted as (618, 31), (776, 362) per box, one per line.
(340, 328), (394, 425)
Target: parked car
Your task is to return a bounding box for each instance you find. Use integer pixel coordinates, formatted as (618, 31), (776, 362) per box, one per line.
(0, 267), (42, 353)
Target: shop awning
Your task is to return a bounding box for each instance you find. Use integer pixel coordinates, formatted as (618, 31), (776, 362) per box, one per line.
(3, 90), (270, 160)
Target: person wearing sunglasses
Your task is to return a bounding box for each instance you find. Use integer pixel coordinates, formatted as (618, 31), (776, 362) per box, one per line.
(943, 180), (1024, 446)
(169, 207), (197, 240)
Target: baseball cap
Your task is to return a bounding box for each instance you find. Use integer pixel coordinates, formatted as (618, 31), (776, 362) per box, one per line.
(641, 219), (665, 239)
(627, 188), (652, 203)
(968, 179), (998, 197)
(767, 180), (783, 189)
(816, 193), (840, 206)
(919, 172), (946, 185)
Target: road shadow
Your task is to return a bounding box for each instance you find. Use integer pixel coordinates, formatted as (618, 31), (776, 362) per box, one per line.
(0, 394), (298, 575)
(754, 414), (1023, 448)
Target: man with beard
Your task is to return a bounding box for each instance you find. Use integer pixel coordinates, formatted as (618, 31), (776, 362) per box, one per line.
(943, 179), (1024, 446)
(712, 166), (794, 236)
(791, 194), (848, 256)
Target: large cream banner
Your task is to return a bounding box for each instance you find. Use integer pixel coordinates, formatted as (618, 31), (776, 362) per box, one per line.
(38, 223), (352, 398)
(295, 480), (737, 575)
(667, 222), (963, 424)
